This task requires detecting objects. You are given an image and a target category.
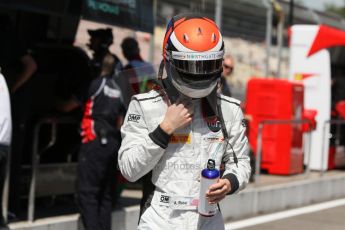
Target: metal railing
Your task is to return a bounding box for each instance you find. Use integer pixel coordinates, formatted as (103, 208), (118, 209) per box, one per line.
(320, 119), (345, 176)
(28, 116), (78, 222)
(2, 146), (11, 223)
(254, 119), (313, 184)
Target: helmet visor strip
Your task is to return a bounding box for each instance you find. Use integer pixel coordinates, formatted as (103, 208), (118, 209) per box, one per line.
(168, 50), (224, 75)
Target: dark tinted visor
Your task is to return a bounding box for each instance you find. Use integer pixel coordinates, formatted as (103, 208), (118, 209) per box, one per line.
(172, 59), (223, 75)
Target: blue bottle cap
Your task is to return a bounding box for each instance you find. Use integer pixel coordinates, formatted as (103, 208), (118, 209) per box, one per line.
(202, 159), (219, 179)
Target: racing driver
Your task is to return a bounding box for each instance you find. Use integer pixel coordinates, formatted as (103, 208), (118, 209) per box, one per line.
(118, 13), (251, 230)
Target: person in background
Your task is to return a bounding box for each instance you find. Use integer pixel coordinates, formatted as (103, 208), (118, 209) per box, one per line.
(87, 28), (122, 78)
(118, 36), (158, 216)
(87, 28), (126, 206)
(56, 29), (125, 230)
(119, 37), (156, 107)
(0, 72), (11, 230)
(118, 14), (251, 229)
(218, 54), (234, 97)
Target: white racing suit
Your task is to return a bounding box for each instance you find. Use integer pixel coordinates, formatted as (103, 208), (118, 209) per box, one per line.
(118, 89), (251, 230)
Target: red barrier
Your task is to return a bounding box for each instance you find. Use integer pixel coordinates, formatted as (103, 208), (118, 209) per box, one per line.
(245, 78), (304, 175)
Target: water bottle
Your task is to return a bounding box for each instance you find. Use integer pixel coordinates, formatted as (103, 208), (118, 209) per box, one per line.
(198, 159), (220, 216)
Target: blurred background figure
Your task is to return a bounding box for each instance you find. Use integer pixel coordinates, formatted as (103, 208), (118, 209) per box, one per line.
(0, 72), (11, 230)
(219, 54), (233, 97)
(87, 28), (122, 78)
(119, 37), (156, 107)
(56, 27), (125, 230)
(119, 37), (157, 215)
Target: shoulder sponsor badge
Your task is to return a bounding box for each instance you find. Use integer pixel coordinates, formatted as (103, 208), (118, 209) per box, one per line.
(203, 136), (224, 143)
(241, 119), (247, 127)
(128, 114), (141, 123)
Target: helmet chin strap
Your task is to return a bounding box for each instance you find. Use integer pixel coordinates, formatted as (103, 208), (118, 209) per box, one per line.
(157, 61), (180, 104)
(157, 60), (165, 81)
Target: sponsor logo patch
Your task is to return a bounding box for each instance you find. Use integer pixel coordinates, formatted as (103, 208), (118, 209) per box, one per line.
(171, 51), (224, 61)
(203, 115), (222, 132)
(241, 119), (247, 127)
(169, 134), (191, 144)
(206, 118), (222, 132)
(203, 136), (224, 143)
(128, 114), (141, 123)
(160, 195), (170, 203)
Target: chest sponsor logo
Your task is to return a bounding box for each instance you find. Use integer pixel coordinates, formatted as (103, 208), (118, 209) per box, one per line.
(169, 134), (191, 144)
(128, 114), (141, 122)
(207, 120), (222, 132)
(203, 136), (224, 143)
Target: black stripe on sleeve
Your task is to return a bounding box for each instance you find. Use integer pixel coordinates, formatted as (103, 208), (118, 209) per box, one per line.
(149, 125), (171, 149)
(222, 173), (239, 195)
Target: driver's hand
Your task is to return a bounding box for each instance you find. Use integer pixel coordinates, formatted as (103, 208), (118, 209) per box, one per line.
(160, 103), (193, 134)
(206, 179), (231, 204)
